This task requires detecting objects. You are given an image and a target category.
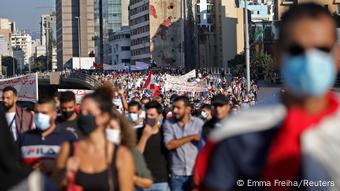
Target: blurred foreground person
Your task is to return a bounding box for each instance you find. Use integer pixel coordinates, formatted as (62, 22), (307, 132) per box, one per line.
(56, 87), (134, 191)
(202, 3), (340, 191)
(106, 110), (153, 190)
(0, 104), (57, 191)
(2, 86), (34, 144)
(21, 97), (77, 175)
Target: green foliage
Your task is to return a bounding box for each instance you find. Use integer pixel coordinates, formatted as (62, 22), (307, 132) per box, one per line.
(254, 50), (273, 76)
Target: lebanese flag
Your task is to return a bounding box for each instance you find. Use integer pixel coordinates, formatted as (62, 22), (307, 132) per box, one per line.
(143, 71), (160, 96)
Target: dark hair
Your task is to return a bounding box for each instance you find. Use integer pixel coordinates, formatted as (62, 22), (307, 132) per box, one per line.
(173, 96), (191, 107)
(128, 101), (141, 110)
(145, 100), (163, 114)
(59, 91), (76, 103)
(83, 85), (114, 115)
(201, 104), (211, 111)
(3, 86), (17, 96)
(37, 97), (56, 110)
(279, 3), (336, 45)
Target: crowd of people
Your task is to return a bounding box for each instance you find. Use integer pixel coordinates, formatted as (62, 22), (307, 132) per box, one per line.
(1, 3), (340, 191)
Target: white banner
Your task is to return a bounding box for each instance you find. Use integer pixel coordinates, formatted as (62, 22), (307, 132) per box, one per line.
(165, 81), (207, 92)
(165, 69), (196, 83)
(0, 73), (38, 102)
(58, 89), (94, 104)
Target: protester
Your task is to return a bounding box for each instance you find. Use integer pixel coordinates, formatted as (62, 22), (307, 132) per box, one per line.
(55, 86), (134, 191)
(201, 94), (231, 141)
(57, 91), (83, 139)
(128, 100), (144, 129)
(200, 104), (212, 122)
(20, 97), (77, 175)
(2, 86), (34, 144)
(107, 110), (153, 190)
(0, 106), (58, 191)
(202, 3), (340, 190)
(136, 101), (169, 191)
(163, 96), (203, 191)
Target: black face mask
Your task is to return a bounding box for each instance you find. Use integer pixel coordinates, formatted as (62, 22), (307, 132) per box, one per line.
(62, 111), (74, 120)
(77, 114), (97, 135)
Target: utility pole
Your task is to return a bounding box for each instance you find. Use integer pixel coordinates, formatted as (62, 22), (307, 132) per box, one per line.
(75, 16), (81, 69)
(244, 0), (251, 92)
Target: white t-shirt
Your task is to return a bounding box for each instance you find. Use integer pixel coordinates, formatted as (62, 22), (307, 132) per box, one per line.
(6, 112), (18, 141)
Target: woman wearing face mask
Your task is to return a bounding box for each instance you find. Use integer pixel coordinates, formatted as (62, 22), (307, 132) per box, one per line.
(55, 87), (135, 191)
(106, 110), (153, 190)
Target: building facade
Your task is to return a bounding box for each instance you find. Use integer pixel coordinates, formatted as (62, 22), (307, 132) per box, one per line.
(129, 0), (198, 69)
(12, 47), (25, 73)
(11, 32), (33, 69)
(197, 0), (245, 68)
(110, 27), (131, 66)
(0, 18), (16, 57)
(0, 35), (10, 56)
(94, 0), (130, 65)
(42, 11), (57, 71)
(56, 0), (95, 70)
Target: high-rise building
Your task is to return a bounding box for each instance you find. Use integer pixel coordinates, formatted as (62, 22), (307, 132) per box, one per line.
(42, 11), (57, 71)
(110, 26), (131, 66)
(56, 0), (95, 70)
(94, 0), (130, 65)
(129, 0), (198, 69)
(11, 32), (33, 71)
(197, 0), (245, 68)
(0, 35), (10, 56)
(0, 18), (16, 57)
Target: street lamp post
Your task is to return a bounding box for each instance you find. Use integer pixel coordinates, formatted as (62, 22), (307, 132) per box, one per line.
(75, 16), (81, 69)
(245, 0), (251, 92)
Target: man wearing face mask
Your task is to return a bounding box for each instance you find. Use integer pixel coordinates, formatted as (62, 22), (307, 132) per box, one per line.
(20, 97), (77, 175)
(56, 91), (83, 139)
(136, 101), (169, 191)
(200, 3), (340, 191)
(128, 100), (144, 129)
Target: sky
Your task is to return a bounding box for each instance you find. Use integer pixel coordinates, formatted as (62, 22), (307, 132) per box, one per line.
(0, 0), (54, 33)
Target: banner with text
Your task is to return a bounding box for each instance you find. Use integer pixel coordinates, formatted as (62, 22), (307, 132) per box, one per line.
(0, 73), (38, 102)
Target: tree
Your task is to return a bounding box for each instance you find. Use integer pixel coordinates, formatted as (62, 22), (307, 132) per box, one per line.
(228, 53), (245, 75)
(31, 55), (47, 72)
(1, 56), (17, 76)
(253, 51), (274, 80)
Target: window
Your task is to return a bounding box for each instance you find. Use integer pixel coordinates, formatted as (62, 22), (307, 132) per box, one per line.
(121, 59), (130, 63)
(121, 46), (130, 51)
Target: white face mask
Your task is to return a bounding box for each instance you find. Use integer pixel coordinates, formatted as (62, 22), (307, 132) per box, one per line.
(105, 128), (121, 144)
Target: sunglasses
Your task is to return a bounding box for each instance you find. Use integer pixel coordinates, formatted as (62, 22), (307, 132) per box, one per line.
(286, 44), (331, 56)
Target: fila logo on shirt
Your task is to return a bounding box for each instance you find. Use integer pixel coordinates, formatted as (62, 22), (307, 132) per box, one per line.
(21, 145), (60, 159)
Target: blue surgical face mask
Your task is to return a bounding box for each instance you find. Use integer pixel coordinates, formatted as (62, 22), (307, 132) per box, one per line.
(281, 48), (336, 97)
(128, 113), (139, 122)
(34, 113), (51, 131)
(201, 111), (208, 119)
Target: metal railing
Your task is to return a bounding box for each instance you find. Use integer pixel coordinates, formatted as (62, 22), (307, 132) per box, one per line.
(38, 71), (102, 89)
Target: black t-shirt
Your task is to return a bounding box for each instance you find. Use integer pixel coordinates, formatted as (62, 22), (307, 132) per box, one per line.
(137, 127), (169, 183)
(56, 116), (83, 139)
(202, 118), (220, 141)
